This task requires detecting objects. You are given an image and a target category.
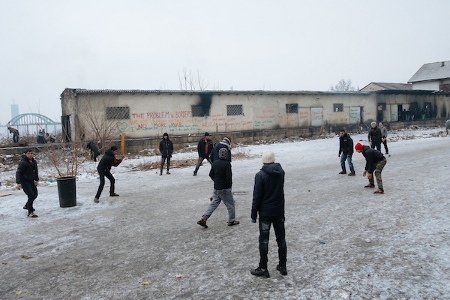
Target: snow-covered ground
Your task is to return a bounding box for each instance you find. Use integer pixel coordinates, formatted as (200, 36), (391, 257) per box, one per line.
(0, 127), (449, 299)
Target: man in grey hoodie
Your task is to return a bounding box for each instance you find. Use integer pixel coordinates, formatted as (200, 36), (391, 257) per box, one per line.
(250, 150), (287, 278)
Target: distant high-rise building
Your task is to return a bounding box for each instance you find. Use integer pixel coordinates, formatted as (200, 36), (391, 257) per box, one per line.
(11, 103), (19, 119)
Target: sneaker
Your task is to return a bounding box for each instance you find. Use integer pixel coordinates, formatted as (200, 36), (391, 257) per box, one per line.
(276, 264), (288, 275)
(250, 267), (270, 278)
(339, 171), (346, 174)
(23, 205), (27, 210)
(348, 172), (355, 176)
(94, 197), (99, 203)
(197, 218), (208, 228)
(374, 189), (384, 194)
(166, 171), (171, 174)
(110, 193), (119, 197)
(160, 172), (163, 176)
(193, 172), (197, 176)
(364, 184), (375, 188)
(27, 212), (38, 218)
(227, 220), (240, 226)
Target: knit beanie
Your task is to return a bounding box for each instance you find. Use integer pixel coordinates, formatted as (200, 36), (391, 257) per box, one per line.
(371, 122), (376, 126)
(262, 150), (275, 164)
(354, 142), (363, 151)
(219, 148), (228, 159)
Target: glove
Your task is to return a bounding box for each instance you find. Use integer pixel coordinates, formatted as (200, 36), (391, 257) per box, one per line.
(251, 219), (256, 223)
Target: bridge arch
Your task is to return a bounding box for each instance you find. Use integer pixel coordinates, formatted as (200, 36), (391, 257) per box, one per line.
(7, 113), (61, 136)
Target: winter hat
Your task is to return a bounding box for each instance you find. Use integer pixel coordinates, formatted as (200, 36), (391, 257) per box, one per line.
(163, 132), (169, 137)
(262, 150), (275, 164)
(371, 122), (376, 126)
(220, 136), (231, 148)
(219, 147), (228, 159)
(355, 142), (363, 151)
(204, 132), (211, 136)
(110, 146), (118, 151)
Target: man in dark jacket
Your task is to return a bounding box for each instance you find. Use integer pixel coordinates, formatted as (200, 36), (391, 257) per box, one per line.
(159, 132), (174, 175)
(210, 136), (231, 163)
(250, 150), (287, 278)
(355, 142), (387, 194)
(368, 122), (382, 151)
(16, 149), (39, 217)
(193, 132), (213, 176)
(197, 148), (239, 228)
(8, 126), (19, 143)
(94, 146), (124, 203)
(86, 141), (100, 162)
(338, 129), (355, 176)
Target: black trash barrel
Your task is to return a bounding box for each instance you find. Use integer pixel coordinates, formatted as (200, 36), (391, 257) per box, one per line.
(57, 176), (77, 207)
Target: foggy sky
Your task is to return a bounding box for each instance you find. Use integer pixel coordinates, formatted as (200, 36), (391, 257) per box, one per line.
(1, 0), (449, 125)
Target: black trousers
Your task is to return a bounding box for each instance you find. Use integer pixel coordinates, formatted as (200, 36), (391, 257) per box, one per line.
(258, 216), (287, 269)
(22, 181), (38, 213)
(95, 170), (115, 199)
(160, 156), (171, 172)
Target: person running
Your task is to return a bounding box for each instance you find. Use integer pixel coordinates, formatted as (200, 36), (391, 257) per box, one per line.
(94, 146), (124, 203)
(250, 150), (287, 278)
(159, 132), (174, 175)
(355, 142), (387, 194)
(197, 148), (239, 228)
(16, 149), (39, 218)
(338, 129), (355, 176)
(193, 132), (213, 176)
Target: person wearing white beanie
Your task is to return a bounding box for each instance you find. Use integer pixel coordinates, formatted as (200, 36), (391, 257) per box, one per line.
(250, 150), (287, 278)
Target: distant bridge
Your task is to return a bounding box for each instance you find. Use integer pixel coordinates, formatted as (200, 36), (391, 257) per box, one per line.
(5, 113), (61, 136)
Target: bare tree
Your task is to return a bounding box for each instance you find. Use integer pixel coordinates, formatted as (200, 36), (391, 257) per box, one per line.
(178, 68), (208, 90)
(330, 79), (356, 91)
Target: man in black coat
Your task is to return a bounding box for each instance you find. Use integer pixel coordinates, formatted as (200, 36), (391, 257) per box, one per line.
(193, 132), (213, 176)
(368, 122), (382, 151)
(250, 150), (287, 278)
(159, 132), (174, 175)
(86, 141), (100, 162)
(338, 129), (355, 176)
(197, 148), (239, 228)
(355, 142), (387, 194)
(16, 149), (39, 217)
(94, 146), (124, 203)
(210, 136), (231, 163)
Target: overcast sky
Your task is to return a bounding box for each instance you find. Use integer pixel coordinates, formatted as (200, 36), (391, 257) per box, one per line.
(1, 0), (449, 125)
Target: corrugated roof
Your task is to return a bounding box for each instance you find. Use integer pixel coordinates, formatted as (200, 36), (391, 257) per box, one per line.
(408, 61), (450, 83)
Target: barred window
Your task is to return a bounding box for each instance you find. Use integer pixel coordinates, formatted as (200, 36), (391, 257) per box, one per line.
(191, 105), (205, 117)
(286, 103), (298, 114)
(227, 105), (243, 116)
(333, 103), (344, 112)
(106, 107), (130, 119)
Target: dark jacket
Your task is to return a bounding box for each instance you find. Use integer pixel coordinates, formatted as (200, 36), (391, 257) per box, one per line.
(197, 138), (213, 159)
(368, 127), (382, 143)
(339, 133), (354, 155)
(159, 134), (174, 158)
(97, 148), (122, 173)
(16, 155), (39, 184)
(86, 141), (100, 156)
(209, 158), (232, 190)
(362, 145), (385, 173)
(251, 163), (285, 220)
(210, 143), (231, 163)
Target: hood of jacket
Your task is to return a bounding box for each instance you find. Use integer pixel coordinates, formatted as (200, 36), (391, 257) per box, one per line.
(104, 148), (114, 157)
(261, 162), (284, 177)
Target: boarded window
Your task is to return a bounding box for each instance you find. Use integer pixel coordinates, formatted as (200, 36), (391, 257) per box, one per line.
(333, 103), (344, 112)
(227, 105), (243, 116)
(106, 107), (130, 119)
(286, 103), (298, 114)
(192, 105), (205, 117)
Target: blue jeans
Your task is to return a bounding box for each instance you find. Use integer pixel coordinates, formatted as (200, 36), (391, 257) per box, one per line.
(203, 188), (235, 222)
(340, 153), (355, 173)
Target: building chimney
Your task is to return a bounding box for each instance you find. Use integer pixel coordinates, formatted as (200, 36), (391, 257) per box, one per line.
(442, 61), (445, 67)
